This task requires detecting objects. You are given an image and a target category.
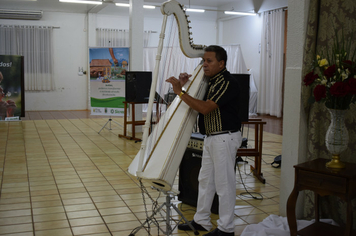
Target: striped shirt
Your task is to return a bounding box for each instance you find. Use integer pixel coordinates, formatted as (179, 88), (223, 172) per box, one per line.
(198, 68), (241, 135)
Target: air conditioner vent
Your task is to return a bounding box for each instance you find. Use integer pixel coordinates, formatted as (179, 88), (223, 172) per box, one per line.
(0, 9), (43, 20)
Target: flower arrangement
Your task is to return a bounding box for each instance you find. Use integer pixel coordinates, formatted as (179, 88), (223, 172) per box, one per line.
(303, 33), (356, 110)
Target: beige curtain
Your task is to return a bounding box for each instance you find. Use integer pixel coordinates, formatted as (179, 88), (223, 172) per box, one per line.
(302, 0), (356, 227)
(0, 25), (54, 91)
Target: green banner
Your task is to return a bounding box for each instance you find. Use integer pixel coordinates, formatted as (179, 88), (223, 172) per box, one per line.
(0, 55), (24, 121)
(89, 47), (129, 116)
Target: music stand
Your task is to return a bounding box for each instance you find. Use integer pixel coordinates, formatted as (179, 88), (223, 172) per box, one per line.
(129, 181), (199, 236)
(98, 116), (122, 134)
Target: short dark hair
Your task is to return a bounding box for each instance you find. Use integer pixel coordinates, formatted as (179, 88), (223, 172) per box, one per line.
(204, 45), (227, 65)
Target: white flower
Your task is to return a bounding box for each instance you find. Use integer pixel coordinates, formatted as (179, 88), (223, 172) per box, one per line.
(321, 79), (327, 85)
(6, 92), (11, 97)
(341, 72), (347, 80)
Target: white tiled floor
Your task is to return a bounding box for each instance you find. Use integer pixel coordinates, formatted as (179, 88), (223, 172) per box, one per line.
(0, 114), (282, 236)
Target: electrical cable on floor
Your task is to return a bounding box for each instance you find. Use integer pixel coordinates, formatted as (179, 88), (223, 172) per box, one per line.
(178, 202), (196, 213)
(236, 163), (264, 200)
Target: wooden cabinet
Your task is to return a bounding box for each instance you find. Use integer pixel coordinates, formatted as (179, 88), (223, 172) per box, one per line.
(287, 158), (356, 236)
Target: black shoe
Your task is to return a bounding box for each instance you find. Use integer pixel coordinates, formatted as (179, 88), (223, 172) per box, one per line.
(203, 228), (234, 236)
(178, 220), (208, 231)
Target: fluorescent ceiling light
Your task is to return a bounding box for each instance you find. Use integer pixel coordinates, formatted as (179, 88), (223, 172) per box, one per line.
(186, 8), (205, 13)
(144, 5), (155, 9)
(224, 11), (256, 16)
(115, 3), (155, 9)
(59, 0), (102, 4)
(115, 3), (129, 7)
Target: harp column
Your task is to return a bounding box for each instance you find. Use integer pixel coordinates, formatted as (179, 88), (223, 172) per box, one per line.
(129, 0), (144, 132)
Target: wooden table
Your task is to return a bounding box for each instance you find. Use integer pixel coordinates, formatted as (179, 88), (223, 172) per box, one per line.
(236, 119), (267, 184)
(118, 101), (159, 142)
(287, 158), (356, 236)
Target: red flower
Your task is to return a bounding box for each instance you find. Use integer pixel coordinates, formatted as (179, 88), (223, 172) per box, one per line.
(329, 81), (348, 97)
(347, 78), (356, 94)
(303, 72), (318, 86)
(324, 64), (336, 78)
(313, 85), (326, 101)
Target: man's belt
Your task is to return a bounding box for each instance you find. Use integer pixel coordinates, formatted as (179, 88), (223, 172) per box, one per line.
(207, 129), (240, 137)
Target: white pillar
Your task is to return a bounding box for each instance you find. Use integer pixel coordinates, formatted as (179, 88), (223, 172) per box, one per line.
(129, 0), (144, 70)
(279, 0), (310, 217)
(129, 0), (144, 132)
(87, 13), (97, 110)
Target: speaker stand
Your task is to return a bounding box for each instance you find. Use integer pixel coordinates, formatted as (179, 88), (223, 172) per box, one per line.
(236, 156), (248, 164)
(98, 116), (122, 134)
(129, 188), (199, 236)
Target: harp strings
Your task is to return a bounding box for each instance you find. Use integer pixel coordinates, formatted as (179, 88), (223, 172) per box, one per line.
(144, 12), (202, 165)
(145, 15), (179, 153)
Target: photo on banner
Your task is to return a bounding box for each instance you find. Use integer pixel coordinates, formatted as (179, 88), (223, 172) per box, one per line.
(89, 47), (129, 116)
(0, 55), (25, 121)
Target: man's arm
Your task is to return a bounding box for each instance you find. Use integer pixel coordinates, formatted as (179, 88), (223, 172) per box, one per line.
(165, 74), (218, 115)
(180, 94), (218, 115)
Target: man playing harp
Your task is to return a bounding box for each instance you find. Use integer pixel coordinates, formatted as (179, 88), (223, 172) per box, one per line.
(166, 45), (242, 236)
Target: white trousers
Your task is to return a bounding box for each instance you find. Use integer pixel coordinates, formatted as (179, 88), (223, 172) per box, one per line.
(194, 131), (242, 233)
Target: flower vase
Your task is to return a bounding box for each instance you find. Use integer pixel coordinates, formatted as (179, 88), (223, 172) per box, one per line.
(325, 108), (348, 169)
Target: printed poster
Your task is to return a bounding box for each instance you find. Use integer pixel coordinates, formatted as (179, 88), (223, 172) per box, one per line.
(89, 47), (129, 116)
(0, 55), (24, 121)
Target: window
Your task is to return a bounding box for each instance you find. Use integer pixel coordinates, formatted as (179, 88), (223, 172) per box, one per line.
(0, 25), (54, 91)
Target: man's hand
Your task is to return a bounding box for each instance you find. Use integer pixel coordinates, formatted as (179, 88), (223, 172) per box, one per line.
(165, 73), (192, 95)
(165, 76), (182, 95)
(178, 73), (192, 86)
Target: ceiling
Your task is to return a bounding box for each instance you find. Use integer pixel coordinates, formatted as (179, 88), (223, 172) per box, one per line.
(0, 0), (286, 14)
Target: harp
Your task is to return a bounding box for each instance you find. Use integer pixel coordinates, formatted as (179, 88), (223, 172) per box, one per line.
(127, 0), (207, 191)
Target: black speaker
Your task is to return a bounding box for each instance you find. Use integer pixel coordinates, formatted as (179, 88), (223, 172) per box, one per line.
(232, 74), (250, 122)
(125, 71), (152, 103)
(178, 148), (219, 214)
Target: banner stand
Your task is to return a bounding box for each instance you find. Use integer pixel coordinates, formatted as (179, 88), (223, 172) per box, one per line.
(98, 116), (122, 134)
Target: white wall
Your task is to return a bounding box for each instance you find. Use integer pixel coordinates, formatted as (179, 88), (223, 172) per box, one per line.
(1, 7), (217, 111)
(0, 2), (288, 117)
(1, 11), (89, 111)
(221, 14), (262, 88)
(279, 0), (309, 217)
(97, 7), (218, 48)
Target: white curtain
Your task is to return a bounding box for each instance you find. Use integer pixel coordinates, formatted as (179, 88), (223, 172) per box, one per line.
(223, 44), (248, 74)
(143, 44), (249, 98)
(96, 28), (130, 47)
(0, 25), (54, 91)
(96, 28), (153, 47)
(258, 9), (285, 117)
(142, 44), (252, 113)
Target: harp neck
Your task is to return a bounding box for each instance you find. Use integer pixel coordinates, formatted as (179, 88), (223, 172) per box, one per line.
(161, 0), (206, 58)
